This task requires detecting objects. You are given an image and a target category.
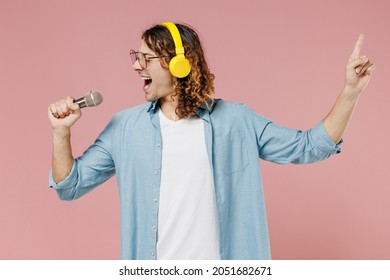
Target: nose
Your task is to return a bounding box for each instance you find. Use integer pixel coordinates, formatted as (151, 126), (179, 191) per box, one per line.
(132, 59), (142, 71)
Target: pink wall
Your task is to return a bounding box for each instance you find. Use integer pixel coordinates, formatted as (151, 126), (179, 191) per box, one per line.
(0, 0), (389, 259)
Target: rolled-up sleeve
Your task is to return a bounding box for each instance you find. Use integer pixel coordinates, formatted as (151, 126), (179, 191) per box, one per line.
(309, 120), (342, 155)
(49, 160), (78, 190)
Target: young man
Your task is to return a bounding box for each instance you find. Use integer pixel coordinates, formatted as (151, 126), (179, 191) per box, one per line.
(48, 22), (374, 260)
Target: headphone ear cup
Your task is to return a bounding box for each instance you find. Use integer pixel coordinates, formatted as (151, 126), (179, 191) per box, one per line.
(169, 55), (191, 78)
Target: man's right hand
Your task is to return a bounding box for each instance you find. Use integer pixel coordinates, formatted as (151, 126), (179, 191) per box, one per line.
(48, 96), (82, 130)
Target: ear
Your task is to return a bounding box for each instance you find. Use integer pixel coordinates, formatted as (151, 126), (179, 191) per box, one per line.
(159, 57), (170, 69)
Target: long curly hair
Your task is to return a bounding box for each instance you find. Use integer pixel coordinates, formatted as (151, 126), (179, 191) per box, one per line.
(142, 23), (215, 118)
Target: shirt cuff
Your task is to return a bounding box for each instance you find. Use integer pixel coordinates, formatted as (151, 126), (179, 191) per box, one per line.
(48, 160), (78, 190)
(310, 121), (343, 154)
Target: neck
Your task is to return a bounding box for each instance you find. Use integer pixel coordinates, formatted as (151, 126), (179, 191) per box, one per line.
(159, 97), (180, 121)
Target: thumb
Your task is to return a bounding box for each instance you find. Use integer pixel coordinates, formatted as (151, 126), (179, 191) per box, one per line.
(66, 96), (80, 112)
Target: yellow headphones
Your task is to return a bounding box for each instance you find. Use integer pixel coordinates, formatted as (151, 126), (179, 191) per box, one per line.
(160, 22), (191, 78)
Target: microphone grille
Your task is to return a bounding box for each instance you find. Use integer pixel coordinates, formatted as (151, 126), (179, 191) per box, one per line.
(84, 91), (103, 107)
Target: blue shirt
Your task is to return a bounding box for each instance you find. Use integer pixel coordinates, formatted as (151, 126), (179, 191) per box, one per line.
(49, 99), (342, 259)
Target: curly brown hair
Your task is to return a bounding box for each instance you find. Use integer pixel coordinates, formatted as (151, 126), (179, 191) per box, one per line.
(142, 23), (215, 118)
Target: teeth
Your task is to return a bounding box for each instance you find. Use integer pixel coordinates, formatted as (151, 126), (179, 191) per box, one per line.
(140, 76), (151, 80)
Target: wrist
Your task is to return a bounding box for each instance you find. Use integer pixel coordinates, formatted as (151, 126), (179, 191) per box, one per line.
(52, 127), (71, 139)
(341, 85), (361, 100)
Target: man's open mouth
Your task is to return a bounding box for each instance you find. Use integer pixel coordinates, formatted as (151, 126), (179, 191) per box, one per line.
(141, 76), (152, 90)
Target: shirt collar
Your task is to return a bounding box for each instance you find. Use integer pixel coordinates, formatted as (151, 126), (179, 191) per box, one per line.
(146, 98), (219, 114)
(146, 100), (159, 113)
(198, 98), (218, 112)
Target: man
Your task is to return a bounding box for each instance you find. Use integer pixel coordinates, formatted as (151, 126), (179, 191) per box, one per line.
(48, 22), (374, 260)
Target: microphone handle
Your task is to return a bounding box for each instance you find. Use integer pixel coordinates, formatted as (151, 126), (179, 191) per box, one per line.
(74, 97), (87, 108)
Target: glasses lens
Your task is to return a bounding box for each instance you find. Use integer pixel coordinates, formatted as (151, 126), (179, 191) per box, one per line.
(138, 53), (146, 69)
(129, 50), (147, 69)
(129, 50), (137, 64)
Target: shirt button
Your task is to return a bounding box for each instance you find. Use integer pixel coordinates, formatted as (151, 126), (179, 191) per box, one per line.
(153, 198), (158, 203)
(154, 170), (160, 175)
(151, 252), (155, 257)
(152, 225), (156, 230)
(156, 143), (161, 148)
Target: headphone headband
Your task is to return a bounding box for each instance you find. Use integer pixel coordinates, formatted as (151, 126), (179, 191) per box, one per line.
(160, 22), (191, 78)
(161, 22), (185, 55)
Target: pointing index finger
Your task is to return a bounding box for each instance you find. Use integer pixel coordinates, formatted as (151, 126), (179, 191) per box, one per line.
(350, 34), (365, 59)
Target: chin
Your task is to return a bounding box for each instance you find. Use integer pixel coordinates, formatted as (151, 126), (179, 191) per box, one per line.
(144, 93), (157, 102)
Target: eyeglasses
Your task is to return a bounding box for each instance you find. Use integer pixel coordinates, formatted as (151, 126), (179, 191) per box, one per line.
(129, 49), (169, 69)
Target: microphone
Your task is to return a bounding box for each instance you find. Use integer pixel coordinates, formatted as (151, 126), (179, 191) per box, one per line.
(74, 91), (103, 108)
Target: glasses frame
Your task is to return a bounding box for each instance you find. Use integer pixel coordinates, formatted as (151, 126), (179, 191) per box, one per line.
(130, 49), (169, 70)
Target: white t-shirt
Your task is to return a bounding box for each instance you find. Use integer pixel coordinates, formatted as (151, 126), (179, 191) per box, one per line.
(156, 109), (220, 260)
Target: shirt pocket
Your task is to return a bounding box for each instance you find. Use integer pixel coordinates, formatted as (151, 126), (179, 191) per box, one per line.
(214, 131), (249, 175)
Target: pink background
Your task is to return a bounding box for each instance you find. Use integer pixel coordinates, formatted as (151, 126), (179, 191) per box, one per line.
(0, 0), (389, 259)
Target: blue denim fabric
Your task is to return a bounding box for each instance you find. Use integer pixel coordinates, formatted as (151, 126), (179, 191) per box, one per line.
(49, 99), (341, 259)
